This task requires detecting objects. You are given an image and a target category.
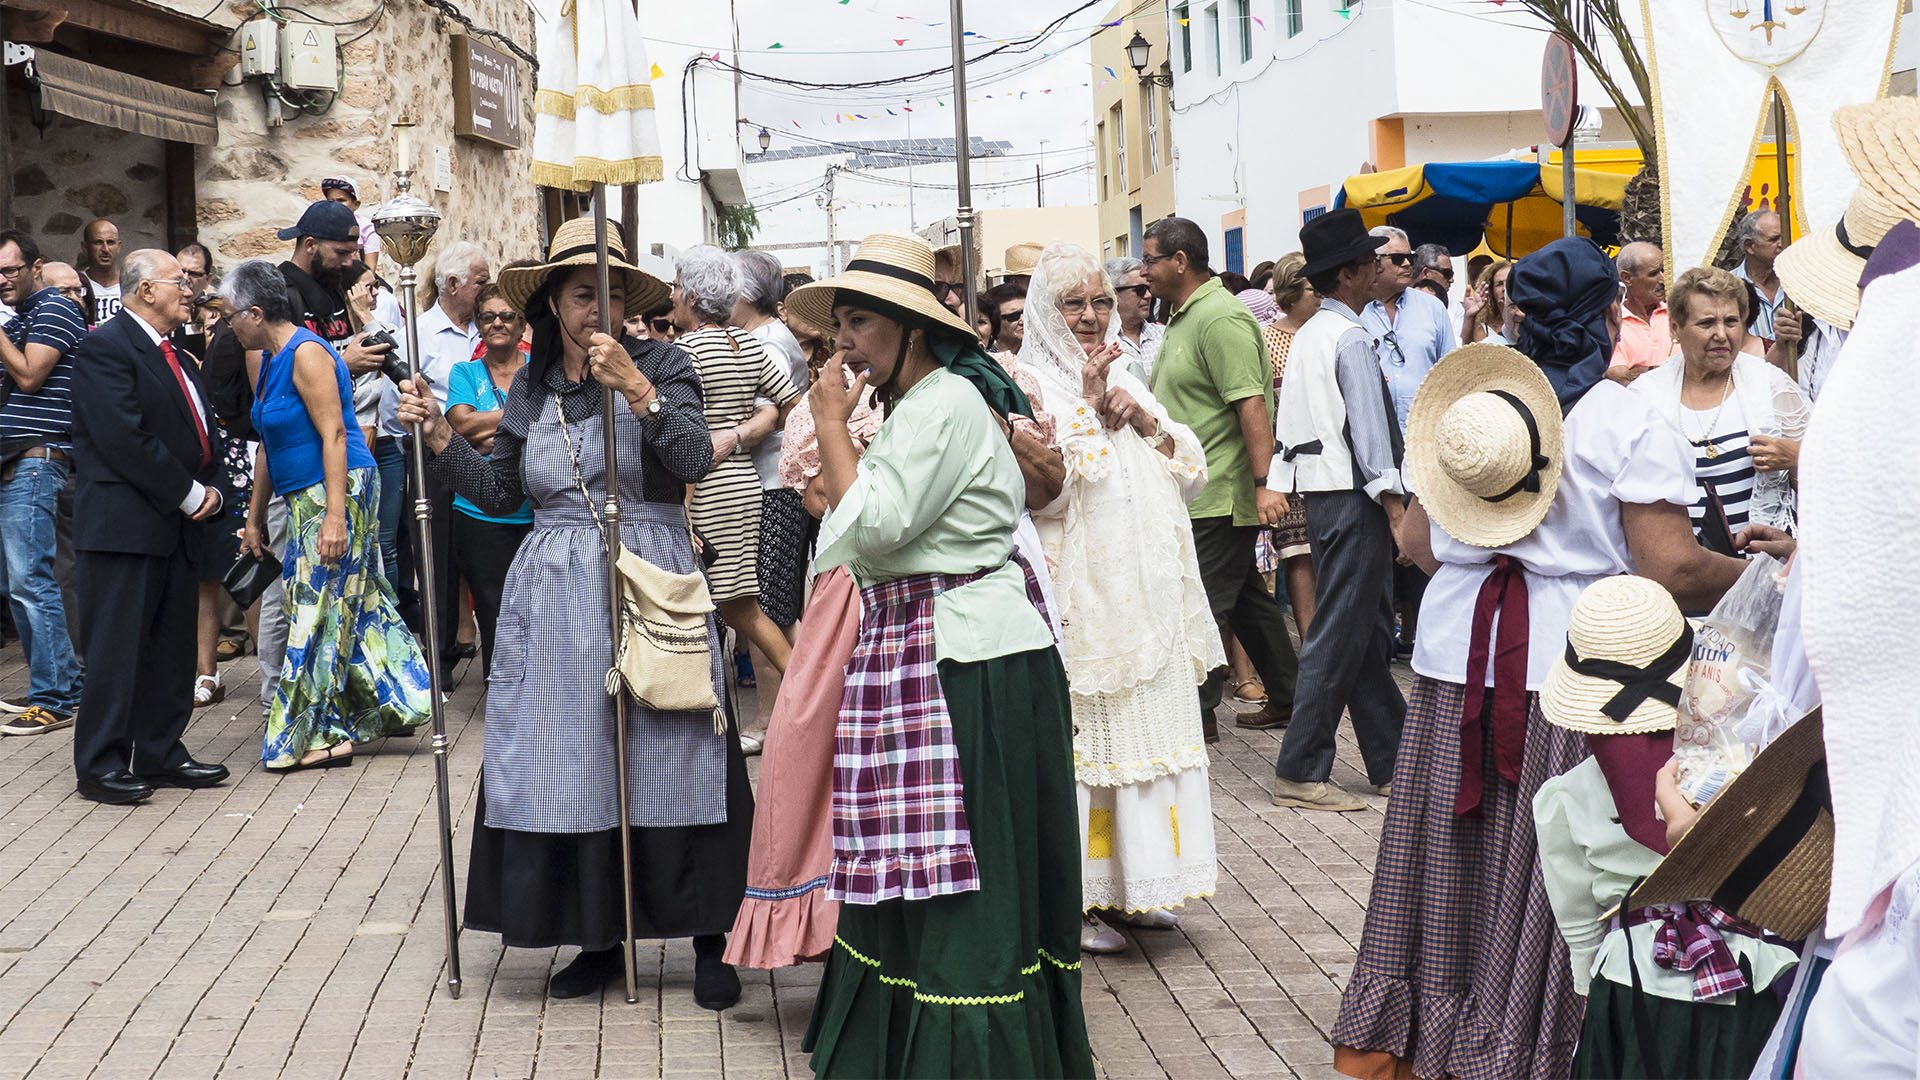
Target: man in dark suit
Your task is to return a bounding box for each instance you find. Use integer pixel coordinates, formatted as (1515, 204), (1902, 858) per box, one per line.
(70, 249), (230, 805)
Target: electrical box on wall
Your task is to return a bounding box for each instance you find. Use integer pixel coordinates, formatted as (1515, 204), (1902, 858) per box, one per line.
(238, 21), (279, 77)
(278, 22), (338, 91)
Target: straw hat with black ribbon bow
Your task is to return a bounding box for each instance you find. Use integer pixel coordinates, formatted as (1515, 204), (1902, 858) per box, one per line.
(1627, 709), (1833, 942)
(1406, 344), (1564, 549)
(1540, 575), (1692, 737)
(497, 217), (670, 320)
(1776, 186), (1905, 331)
(785, 232), (980, 340)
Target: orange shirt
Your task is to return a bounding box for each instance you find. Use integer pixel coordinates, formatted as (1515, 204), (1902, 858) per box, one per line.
(1611, 302), (1671, 369)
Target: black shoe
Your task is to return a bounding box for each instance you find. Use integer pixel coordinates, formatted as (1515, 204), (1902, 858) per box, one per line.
(549, 946), (623, 999)
(453, 642), (477, 661)
(693, 934), (741, 1011)
(140, 759), (230, 789)
(78, 770), (154, 805)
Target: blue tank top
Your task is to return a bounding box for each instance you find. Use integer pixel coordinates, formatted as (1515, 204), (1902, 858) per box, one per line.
(251, 327), (375, 495)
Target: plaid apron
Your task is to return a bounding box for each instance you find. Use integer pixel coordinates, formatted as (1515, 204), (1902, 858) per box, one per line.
(828, 554), (1051, 906)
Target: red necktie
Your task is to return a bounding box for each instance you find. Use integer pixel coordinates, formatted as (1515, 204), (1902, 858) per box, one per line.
(159, 340), (212, 469)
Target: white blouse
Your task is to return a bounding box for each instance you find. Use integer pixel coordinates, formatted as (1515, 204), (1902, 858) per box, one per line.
(1411, 380), (1695, 690)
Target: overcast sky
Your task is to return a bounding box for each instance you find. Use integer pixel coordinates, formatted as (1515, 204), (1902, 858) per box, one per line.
(726, 0), (1105, 187)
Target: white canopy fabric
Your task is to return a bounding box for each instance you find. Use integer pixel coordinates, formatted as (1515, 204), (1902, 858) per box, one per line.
(531, 0), (664, 191)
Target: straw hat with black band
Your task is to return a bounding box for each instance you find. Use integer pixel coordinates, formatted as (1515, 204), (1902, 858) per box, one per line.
(786, 232), (1032, 419)
(1834, 97), (1920, 221)
(1775, 185), (1905, 331)
(1627, 710), (1833, 942)
(1406, 343), (1564, 549)
(497, 217), (671, 321)
(1541, 575), (1693, 738)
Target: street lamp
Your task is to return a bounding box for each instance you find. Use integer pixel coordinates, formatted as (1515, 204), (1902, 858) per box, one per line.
(757, 126), (772, 152)
(1126, 31), (1172, 86)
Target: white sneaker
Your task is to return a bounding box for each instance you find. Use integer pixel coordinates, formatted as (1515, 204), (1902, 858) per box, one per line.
(1080, 916), (1127, 954)
(0, 696), (29, 714)
(740, 734), (764, 757)
(1270, 778), (1367, 812)
(1119, 908), (1180, 930)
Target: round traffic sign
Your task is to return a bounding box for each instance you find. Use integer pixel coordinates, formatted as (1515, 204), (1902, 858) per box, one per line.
(1542, 34), (1579, 148)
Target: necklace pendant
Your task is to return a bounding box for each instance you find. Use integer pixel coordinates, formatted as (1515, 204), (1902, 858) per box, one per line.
(1705, 443), (1719, 459)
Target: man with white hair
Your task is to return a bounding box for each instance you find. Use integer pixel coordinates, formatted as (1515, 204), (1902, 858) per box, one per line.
(1609, 241), (1669, 373)
(1360, 226), (1456, 432)
(1104, 255), (1165, 382)
(414, 239), (491, 680)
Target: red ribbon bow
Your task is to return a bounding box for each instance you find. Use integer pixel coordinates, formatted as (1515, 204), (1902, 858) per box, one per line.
(1455, 554), (1530, 817)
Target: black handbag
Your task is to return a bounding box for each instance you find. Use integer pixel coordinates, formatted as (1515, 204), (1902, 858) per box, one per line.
(222, 549), (283, 611)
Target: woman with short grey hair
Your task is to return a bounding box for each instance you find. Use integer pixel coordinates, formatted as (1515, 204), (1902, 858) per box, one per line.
(672, 245), (803, 673)
(226, 258), (431, 770)
(729, 249), (814, 643)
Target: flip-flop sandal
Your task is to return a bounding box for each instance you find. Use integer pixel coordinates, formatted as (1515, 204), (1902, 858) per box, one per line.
(1231, 679), (1268, 706)
(273, 744), (354, 772)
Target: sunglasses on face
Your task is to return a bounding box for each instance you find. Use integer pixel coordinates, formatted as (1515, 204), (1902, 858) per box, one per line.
(1432, 268), (1454, 283)
(932, 281), (960, 300)
(649, 318), (674, 334)
(478, 310), (519, 325)
(1116, 283), (1150, 298)
(1001, 308), (1025, 323)
(1378, 253), (1414, 267)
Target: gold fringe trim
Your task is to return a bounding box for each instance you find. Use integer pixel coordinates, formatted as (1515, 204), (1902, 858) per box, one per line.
(531, 156), (665, 191)
(534, 83), (656, 121)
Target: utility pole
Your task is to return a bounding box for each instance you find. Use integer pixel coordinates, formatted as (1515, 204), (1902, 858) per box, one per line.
(817, 165), (840, 275)
(1038, 138), (1048, 207)
(906, 101), (917, 231)
(949, 0), (981, 326)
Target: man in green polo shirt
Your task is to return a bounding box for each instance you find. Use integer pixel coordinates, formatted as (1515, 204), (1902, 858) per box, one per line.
(1145, 216), (1296, 738)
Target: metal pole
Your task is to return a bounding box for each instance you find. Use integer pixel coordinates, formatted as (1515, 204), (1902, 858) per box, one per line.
(824, 167), (839, 276)
(1772, 89), (1793, 245)
(906, 103), (917, 231)
(1561, 138), (1576, 239)
(949, 0), (980, 327)
(591, 184), (641, 1006)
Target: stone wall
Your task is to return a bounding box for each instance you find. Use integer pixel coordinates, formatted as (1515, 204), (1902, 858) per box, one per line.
(166, 0), (545, 277)
(6, 96), (170, 258)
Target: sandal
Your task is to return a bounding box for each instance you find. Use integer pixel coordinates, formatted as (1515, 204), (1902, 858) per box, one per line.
(193, 673), (224, 708)
(214, 636), (250, 662)
(1231, 679), (1268, 707)
(272, 742), (354, 772)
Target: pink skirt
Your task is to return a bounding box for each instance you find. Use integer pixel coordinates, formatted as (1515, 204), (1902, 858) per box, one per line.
(724, 567), (859, 969)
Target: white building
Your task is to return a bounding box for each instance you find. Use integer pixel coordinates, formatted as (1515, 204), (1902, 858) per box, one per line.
(1167, 0), (1920, 271)
(628, 0), (748, 254)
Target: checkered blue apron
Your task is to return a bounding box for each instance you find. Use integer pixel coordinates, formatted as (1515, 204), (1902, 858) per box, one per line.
(480, 391), (729, 833)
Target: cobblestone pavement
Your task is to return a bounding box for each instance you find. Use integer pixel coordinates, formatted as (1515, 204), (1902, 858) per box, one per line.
(0, 642), (1411, 1080)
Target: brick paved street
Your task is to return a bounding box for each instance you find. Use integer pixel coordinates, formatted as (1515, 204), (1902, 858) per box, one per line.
(0, 643), (1409, 1080)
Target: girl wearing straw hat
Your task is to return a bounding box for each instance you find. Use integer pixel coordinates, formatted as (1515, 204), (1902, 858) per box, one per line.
(395, 218), (752, 1008)
(1533, 576), (1797, 1079)
(782, 232), (1093, 1077)
(1010, 242), (1224, 954)
(1333, 238), (1774, 1079)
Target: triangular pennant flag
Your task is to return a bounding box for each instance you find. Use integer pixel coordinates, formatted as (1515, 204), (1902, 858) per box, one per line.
(886, 108), (897, 115)
(895, 39), (907, 45)
(1252, 15), (1264, 27)
(902, 105), (913, 112)
(1104, 66), (1116, 77)
(767, 41), (784, 48)
(649, 62), (663, 80)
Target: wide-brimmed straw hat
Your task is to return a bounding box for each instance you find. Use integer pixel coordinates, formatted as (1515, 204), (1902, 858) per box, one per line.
(1406, 343), (1563, 548)
(1540, 576), (1691, 736)
(988, 241), (1043, 281)
(785, 232), (978, 340)
(1834, 97), (1920, 221)
(496, 217), (670, 320)
(1775, 186), (1904, 331)
(1627, 709), (1833, 941)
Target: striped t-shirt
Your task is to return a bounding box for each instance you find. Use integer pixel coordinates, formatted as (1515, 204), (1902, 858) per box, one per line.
(1682, 395), (1755, 538)
(1, 287), (87, 452)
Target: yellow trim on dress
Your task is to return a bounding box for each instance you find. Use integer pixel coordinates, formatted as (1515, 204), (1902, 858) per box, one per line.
(532, 156), (666, 191)
(534, 83), (658, 120)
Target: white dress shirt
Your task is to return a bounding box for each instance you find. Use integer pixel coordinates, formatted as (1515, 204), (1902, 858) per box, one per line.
(414, 302), (480, 409)
(126, 309), (218, 516)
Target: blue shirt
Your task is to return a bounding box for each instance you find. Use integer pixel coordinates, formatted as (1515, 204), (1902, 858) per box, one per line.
(251, 327), (376, 496)
(1362, 286), (1457, 432)
(1730, 260), (1786, 342)
(446, 357), (533, 524)
(0, 287), (86, 450)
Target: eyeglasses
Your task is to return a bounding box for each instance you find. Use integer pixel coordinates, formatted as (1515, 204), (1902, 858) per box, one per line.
(1140, 252), (1172, 266)
(149, 277), (192, 293)
(184, 267), (211, 280)
(0, 263), (24, 279)
(932, 281), (960, 300)
(478, 310), (519, 325)
(649, 318), (674, 334)
(1432, 268), (1454, 283)
(55, 286), (85, 299)
(1058, 296), (1116, 317)
(1001, 308), (1025, 323)
(1378, 253), (1414, 267)
(1115, 283), (1150, 299)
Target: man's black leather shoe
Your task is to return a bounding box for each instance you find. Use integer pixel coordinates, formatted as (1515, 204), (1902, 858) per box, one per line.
(140, 760), (230, 789)
(78, 771), (154, 805)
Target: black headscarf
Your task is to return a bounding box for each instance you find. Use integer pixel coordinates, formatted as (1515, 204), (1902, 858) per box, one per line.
(832, 289), (1033, 420)
(1507, 237), (1620, 412)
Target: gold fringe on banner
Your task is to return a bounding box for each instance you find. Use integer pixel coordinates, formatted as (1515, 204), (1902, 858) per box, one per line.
(533, 84), (657, 122)
(532, 155), (667, 191)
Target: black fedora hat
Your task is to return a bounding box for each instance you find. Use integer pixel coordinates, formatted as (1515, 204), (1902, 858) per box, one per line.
(1301, 208), (1389, 277)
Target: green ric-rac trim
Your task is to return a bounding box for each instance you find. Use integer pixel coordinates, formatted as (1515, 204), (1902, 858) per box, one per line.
(833, 936), (1078, 1007)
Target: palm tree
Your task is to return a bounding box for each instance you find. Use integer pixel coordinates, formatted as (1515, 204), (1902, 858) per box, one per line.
(1517, 1), (1662, 244)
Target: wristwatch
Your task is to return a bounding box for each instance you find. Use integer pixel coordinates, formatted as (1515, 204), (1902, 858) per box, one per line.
(638, 392), (662, 417)
(1143, 430), (1172, 451)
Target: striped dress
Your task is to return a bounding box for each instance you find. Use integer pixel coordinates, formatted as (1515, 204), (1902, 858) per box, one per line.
(681, 326), (801, 602)
(1681, 395), (1756, 537)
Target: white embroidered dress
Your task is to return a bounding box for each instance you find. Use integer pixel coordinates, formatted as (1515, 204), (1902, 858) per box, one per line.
(1016, 247), (1226, 914)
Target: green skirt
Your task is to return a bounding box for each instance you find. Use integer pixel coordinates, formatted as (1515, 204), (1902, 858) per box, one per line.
(803, 647), (1095, 1079)
(1571, 974), (1782, 1080)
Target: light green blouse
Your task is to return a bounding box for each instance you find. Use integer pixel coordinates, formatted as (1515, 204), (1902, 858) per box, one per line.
(1533, 757), (1800, 1003)
(816, 366), (1056, 664)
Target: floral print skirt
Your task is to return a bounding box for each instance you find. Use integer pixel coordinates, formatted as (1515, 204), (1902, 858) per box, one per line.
(262, 466), (432, 767)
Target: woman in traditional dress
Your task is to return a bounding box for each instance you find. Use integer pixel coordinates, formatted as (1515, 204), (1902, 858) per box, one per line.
(783, 233), (1093, 1077)
(395, 220), (751, 1008)
(1331, 238), (1769, 1079)
(671, 245), (803, 674)
(227, 259), (430, 769)
(1010, 244), (1223, 954)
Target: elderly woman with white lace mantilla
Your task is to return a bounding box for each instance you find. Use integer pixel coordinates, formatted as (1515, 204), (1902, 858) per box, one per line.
(1012, 243), (1224, 954)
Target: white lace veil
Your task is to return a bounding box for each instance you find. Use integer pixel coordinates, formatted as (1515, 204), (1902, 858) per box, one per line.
(1015, 242), (1115, 396)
